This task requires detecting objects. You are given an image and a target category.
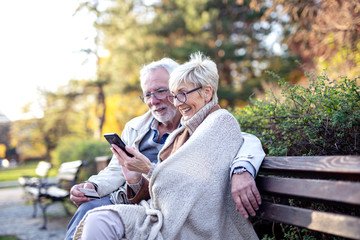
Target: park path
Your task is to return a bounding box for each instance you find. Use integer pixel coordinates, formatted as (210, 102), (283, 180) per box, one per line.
(0, 186), (72, 240)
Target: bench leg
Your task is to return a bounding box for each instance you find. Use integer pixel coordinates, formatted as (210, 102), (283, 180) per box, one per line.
(37, 198), (70, 230)
(39, 202), (50, 230)
(32, 196), (40, 218)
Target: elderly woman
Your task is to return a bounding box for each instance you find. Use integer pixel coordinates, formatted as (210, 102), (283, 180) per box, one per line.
(74, 52), (258, 240)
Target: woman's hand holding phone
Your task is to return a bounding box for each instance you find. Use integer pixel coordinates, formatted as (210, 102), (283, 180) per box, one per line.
(110, 144), (152, 184)
(112, 144), (153, 173)
(104, 132), (153, 183)
(104, 133), (133, 157)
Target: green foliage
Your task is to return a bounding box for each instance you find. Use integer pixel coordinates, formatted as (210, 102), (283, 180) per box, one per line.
(258, 223), (346, 240)
(52, 136), (111, 166)
(265, 1), (360, 78)
(233, 71), (360, 156)
(260, 235), (275, 240)
(10, 118), (47, 162)
(52, 137), (111, 179)
(279, 225), (318, 240)
(89, 0), (298, 106)
(0, 236), (19, 240)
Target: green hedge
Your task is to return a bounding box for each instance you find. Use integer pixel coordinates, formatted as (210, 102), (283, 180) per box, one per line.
(232, 71), (360, 156)
(52, 137), (112, 179)
(232, 71), (359, 240)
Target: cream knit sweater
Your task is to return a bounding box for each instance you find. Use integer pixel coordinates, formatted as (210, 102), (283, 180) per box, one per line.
(74, 101), (258, 240)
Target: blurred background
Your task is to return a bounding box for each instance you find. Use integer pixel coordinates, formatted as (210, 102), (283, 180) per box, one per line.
(0, 0), (359, 239)
(1, 0), (359, 169)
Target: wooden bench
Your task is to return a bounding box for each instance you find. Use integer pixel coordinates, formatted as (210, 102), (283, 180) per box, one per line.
(23, 160), (86, 229)
(254, 155), (360, 239)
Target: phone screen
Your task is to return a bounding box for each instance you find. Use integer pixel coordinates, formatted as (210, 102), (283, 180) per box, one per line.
(104, 133), (134, 157)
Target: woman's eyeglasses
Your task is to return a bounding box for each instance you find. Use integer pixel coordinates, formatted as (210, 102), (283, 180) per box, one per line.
(166, 87), (202, 105)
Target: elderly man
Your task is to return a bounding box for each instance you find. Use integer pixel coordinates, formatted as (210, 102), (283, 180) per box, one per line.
(65, 57), (265, 240)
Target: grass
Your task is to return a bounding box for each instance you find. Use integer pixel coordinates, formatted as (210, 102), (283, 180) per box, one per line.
(0, 236), (19, 240)
(0, 160), (58, 182)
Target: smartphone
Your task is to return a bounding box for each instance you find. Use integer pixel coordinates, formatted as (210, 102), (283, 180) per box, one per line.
(79, 188), (100, 199)
(104, 133), (134, 157)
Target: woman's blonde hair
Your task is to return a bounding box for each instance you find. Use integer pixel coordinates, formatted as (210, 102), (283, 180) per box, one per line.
(169, 52), (219, 103)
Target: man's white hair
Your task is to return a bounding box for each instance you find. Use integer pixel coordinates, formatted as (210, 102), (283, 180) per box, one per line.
(140, 58), (179, 88)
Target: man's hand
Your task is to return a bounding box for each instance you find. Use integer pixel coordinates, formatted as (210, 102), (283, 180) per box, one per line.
(70, 182), (95, 207)
(231, 172), (261, 218)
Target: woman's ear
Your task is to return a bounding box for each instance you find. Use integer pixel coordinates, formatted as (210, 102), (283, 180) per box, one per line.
(204, 85), (213, 101)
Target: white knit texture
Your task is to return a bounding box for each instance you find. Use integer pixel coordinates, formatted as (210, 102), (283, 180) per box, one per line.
(74, 109), (258, 240)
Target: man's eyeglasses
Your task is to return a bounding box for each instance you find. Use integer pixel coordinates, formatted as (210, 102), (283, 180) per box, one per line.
(166, 87), (202, 105)
(139, 89), (169, 103)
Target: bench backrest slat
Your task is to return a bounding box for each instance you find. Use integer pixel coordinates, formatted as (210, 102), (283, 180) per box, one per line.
(261, 156), (360, 174)
(57, 160), (83, 182)
(258, 202), (360, 240)
(257, 176), (360, 206)
(35, 161), (52, 177)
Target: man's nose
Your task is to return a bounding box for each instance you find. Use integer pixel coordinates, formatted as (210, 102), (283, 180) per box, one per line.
(150, 94), (161, 105)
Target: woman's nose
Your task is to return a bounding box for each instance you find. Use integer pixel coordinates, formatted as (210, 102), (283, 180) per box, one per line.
(173, 98), (182, 107)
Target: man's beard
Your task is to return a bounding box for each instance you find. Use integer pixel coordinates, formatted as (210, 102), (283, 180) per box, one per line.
(151, 104), (178, 124)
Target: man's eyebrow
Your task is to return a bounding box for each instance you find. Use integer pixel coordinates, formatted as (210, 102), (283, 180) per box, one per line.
(145, 87), (167, 93)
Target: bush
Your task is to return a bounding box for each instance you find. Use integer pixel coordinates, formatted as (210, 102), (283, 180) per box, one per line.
(232, 70), (359, 240)
(52, 137), (112, 179)
(232, 71), (360, 156)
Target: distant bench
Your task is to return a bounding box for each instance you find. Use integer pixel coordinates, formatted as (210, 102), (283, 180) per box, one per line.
(18, 161), (52, 187)
(19, 160), (86, 229)
(254, 155), (360, 239)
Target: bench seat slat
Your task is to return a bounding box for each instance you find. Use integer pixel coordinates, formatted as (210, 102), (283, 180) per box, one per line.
(25, 186), (69, 198)
(257, 176), (360, 206)
(257, 201), (360, 239)
(261, 156), (360, 174)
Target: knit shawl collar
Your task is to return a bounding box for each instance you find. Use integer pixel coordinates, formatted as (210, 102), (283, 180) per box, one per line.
(158, 98), (220, 162)
(181, 97), (218, 135)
